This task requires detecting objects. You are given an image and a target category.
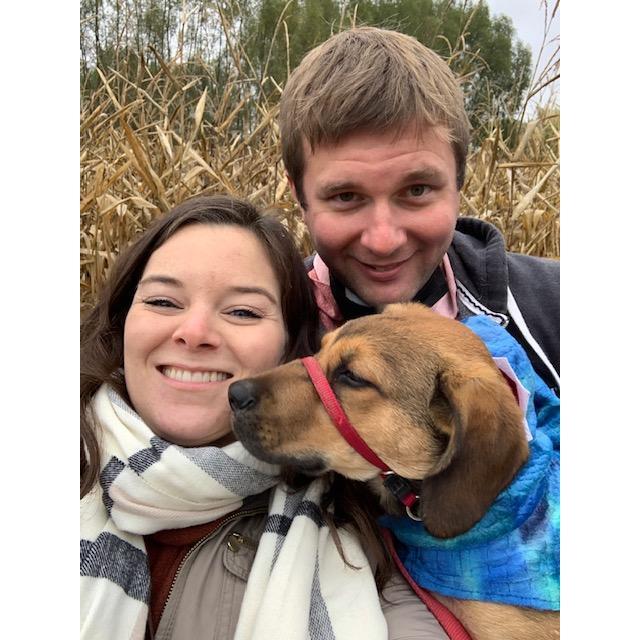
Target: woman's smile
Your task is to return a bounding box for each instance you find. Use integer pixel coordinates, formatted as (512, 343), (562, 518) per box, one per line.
(159, 366), (233, 384)
(123, 224), (287, 447)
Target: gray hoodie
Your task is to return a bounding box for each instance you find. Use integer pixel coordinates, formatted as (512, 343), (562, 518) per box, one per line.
(448, 217), (559, 395)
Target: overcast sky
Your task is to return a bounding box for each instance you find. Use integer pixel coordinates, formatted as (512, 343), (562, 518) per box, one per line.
(483, 0), (560, 109)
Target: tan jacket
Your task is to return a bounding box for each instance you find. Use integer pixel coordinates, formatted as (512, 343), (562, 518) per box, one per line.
(148, 493), (447, 640)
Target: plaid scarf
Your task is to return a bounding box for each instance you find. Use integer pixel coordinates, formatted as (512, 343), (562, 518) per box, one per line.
(80, 385), (387, 639)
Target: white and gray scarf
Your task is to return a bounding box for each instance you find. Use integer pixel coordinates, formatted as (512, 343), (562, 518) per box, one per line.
(80, 385), (386, 640)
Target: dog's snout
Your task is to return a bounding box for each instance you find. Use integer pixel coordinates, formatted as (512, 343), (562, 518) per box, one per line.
(228, 379), (259, 412)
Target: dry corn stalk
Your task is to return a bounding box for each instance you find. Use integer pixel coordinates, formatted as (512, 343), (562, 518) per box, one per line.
(81, 55), (559, 310)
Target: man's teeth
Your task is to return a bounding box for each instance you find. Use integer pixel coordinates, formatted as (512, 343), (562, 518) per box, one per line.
(162, 367), (231, 383)
(371, 264), (396, 272)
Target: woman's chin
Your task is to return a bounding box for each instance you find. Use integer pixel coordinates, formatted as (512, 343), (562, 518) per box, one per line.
(148, 414), (234, 448)
(209, 432), (237, 448)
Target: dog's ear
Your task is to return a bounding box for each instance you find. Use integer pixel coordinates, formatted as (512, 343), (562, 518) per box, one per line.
(420, 365), (529, 539)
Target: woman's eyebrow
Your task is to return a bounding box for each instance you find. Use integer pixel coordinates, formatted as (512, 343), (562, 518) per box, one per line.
(228, 286), (279, 305)
(137, 275), (183, 288)
(137, 278), (278, 305)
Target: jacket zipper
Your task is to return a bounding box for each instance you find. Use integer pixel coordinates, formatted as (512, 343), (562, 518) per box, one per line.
(149, 505), (266, 640)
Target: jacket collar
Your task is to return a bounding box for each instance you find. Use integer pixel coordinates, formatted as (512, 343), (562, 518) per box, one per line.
(329, 266), (449, 322)
(448, 217), (509, 315)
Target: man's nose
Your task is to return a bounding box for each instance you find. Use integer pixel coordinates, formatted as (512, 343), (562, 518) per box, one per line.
(172, 308), (222, 349)
(359, 204), (407, 256)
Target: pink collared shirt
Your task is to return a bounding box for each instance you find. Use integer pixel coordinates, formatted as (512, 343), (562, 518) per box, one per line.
(307, 254), (459, 331)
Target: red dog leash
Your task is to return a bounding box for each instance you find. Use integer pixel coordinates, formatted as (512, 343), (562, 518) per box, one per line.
(300, 355), (471, 639)
(301, 356), (521, 510)
(381, 528), (472, 640)
(301, 356), (419, 513)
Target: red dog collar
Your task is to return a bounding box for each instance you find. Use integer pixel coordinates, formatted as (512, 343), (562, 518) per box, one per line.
(300, 355), (522, 519)
(301, 356), (420, 514)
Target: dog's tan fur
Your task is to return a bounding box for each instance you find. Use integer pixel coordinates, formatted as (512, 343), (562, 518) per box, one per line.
(231, 303), (559, 640)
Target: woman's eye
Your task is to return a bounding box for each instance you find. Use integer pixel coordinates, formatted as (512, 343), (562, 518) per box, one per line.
(144, 298), (179, 309)
(229, 308), (261, 319)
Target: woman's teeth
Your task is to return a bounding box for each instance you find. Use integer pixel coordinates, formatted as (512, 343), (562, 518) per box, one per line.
(161, 367), (231, 383)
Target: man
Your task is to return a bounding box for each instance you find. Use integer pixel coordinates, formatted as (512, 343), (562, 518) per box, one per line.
(279, 27), (559, 396)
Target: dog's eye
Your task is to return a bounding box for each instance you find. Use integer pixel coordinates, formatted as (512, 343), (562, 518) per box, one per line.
(335, 366), (370, 388)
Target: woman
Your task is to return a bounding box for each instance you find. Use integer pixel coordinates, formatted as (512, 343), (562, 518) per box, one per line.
(80, 195), (447, 640)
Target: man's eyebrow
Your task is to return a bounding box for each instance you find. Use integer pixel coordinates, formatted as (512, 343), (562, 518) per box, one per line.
(401, 167), (445, 183)
(316, 180), (359, 197)
(316, 168), (446, 197)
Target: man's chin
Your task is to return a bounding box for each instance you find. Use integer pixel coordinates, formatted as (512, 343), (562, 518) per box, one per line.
(347, 281), (419, 310)
(331, 261), (427, 309)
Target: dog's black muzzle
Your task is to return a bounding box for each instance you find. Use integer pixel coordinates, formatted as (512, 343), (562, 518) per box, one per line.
(228, 379), (261, 412)
(228, 379), (263, 447)
(228, 378), (328, 475)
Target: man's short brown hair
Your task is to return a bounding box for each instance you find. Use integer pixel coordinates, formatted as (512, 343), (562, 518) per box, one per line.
(279, 27), (471, 203)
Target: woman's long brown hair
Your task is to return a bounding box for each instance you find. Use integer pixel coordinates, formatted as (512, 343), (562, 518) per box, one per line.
(80, 195), (319, 497)
(80, 194), (393, 588)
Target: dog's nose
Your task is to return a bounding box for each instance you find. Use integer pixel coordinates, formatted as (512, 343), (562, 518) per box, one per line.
(228, 379), (259, 412)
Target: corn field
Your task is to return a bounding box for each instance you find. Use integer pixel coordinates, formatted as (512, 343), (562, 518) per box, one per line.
(80, 19), (559, 311)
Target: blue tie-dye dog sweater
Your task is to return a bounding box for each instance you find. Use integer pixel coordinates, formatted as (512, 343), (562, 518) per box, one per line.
(381, 316), (560, 610)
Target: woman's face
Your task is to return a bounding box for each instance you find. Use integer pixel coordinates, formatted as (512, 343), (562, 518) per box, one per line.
(123, 224), (287, 446)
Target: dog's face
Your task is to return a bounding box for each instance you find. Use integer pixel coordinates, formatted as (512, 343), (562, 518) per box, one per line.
(230, 303), (529, 538)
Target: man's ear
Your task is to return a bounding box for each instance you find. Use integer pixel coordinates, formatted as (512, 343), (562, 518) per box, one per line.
(419, 366), (529, 539)
(286, 173), (301, 206)
(286, 173), (297, 200)
(286, 173), (307, 213)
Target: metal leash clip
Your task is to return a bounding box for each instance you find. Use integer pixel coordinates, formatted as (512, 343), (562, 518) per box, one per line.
(381, 471), (421, 521)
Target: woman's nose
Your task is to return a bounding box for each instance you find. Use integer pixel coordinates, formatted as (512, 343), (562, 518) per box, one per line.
(360, 205), (407, 256)
(172, 309), (222, 349)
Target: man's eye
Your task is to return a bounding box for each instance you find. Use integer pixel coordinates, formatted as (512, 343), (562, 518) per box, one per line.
(144, 298), (179, 308)
(332, 192), (357, 203)
(407, 184), (430, 197)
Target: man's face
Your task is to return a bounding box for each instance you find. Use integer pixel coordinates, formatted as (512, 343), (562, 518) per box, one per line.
(294, 127), (459, 309)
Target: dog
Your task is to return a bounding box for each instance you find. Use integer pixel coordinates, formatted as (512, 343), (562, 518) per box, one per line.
(229, 303), (559, 640)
